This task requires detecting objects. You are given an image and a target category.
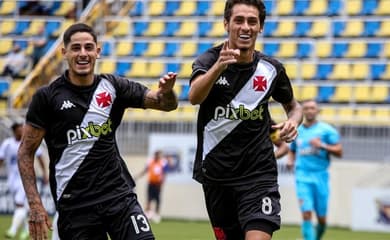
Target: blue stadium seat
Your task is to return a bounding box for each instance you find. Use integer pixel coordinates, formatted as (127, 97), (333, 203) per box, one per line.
(164, 42), (179, 57)
(327, 0), (342, 16)
(197, 42), (213, 56)
(332, 42), (348, 58)
(166, 62), (180, 73)
(164, 21), (180, 36)
(198, 21), (212, 37)
(366, 42), (382, 58)
(263, 43), (279, 56)
(371, 64), (386, 80)
(196, 1), (210, 16)
(179, 85), (190, 101)
(130, 1), (144, 16)
(364, 21), (381, 37)
(45, 21), (61, 36)
(361, 0), (378, 15)
(263, 21), (278, 37)
(164, 1), (180, 16)
(14, 20), (29, 35)
(263, 0), (274, 15)
(316, 86), (335, 103)
(116, 61), (131, 77)
(132, 41), (148, 56)
(101, 41), (112, 56)
(295, 21), (311, 37)
(133, 21), (148, 36)
(297, 42), (312, 58)
(317, 64), (333, 80)
(0, 79), (10, 98)
(294, 0), (310, 15)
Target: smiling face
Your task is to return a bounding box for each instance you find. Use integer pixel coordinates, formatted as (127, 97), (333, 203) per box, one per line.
(224, 3), (263, 53)
(62, 31), (100, 85)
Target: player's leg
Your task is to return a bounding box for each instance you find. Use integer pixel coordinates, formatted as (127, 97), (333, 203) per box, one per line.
(105, 192), (154, 240)
(57, 205), (108, 240)
(6, 188), (28, 238)
(153, 184), (162, 223)
(235, 184), (280, 240)
(203, 184), (244, 240)
(313, 172), (329, 240)
(296, 180), (315, 240)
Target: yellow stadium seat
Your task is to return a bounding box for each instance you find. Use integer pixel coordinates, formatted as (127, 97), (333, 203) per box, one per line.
(9, 79), (23, 95)
(128, 61), (147, 77)
(256, 42), (263, 52)
(147, 62), (164, 77)
(178, 42), (197, 57)
(320, 106), (337, 122)
(269, 105), (285, 121)
(0, 19), (15, 35)
(354, 84), (370, 103)
(381, 64), (390, 80)
(342, 20), (364, 37)
(351, 62), (368, 80)
(179, 62), (192, 78)
(284, 62), (298, 80)
(329, 63), (350, 80)
(52, 19), (74, 37)
(207, 21), (226, 37)
(144, 21), (164, 37)
(0, 1), (16, 15)
(148, 0), (166, 16)
(346, 0), (362, 15)
(175, 21), (197, 37)
(384, 42), (390, 58)
(23, 20), (45, 36)
(345, 41), (366, 58)
(115, 41), (132, 56)
(375, 0), (390, 15)
(276, 42), (296, 58)
(301, 63), (316, 80)
(275, 0), (294, 15)
(300, 85), (318, 101)
(307, 20), (329, 38)
(305, 0), (327, 15)
(331, 85), (352, 102)
(0, 39), (13, 55)
(144, 41), (164, 57)
(316, 41), (332, 58)
(373, 107), (390, 120)
(355, 108), (372, 122)
(180, 104), (198, 120)
(370, 84), (389, 103)
(209, 0), (225, 16)
(54, 1), (75, 16)
(99, 60), (116, 73)
(273, 22), (295, 37)
(337, 107), (354, 122)
(377, 20), (390, 37)
(175, 1), (196, 16)
(292, 85), (300, 100)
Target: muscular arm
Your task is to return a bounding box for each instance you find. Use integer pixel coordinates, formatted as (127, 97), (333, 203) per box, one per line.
(274, 99), (303, 143)
(18, 124), (45, 207)
(143, 72), (178, 111)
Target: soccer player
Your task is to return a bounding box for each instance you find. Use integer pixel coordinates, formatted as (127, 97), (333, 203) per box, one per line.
(287, 100), (343, 240)
(1, 122), (47, 239)
(135, 150), (173, 223)
(188, 0), (303, 239)
(17, 23), (178, 240)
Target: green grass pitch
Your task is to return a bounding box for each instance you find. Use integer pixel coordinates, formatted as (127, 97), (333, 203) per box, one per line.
(0, 215), (389, 239)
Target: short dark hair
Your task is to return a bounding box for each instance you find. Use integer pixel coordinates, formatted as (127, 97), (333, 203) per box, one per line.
(11, 122), (22, 131)
(224, 0), (266, 27)
(63, 23), (97, 47)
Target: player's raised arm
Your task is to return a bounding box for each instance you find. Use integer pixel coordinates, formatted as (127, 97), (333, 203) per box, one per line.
(144, 72), (178, 111)
(18, 124), (51, 240)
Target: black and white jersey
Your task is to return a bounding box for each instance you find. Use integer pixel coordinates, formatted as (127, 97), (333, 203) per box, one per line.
(26, 71), (147, 209)
(190, 44), (294, 186)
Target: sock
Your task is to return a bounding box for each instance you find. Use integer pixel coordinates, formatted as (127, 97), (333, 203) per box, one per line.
(316, 223), (326, 240)
(8, 207), (28, 235)
(302, 220), (315, 240)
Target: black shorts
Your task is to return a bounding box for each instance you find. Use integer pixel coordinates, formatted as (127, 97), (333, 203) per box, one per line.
(57, 192), (154, 240)
(203, 183), (281, 240)
(147, 183), (161, 202)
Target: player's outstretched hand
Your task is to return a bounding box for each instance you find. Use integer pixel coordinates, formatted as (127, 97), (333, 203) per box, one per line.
(158, 72), (177, 94)
(217, 40), (240, 70)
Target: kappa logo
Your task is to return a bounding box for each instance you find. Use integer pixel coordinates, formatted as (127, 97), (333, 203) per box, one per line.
(215, 76), (229, 86)
(60, 100), (76, 110)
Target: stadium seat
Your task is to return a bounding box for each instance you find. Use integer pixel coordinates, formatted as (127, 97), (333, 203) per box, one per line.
(370, 84), (389, 103)
(337, 107), (354, 122)
(330, 85), (352, 102)
(52, 1), (75, 16)
(375, 0), (390, 15)
(130, 1), (144, 16)
(284, 62), (298, 80)
(373, 107), (390, 120)
(52, 19), (74, 37)
(345, 41), (366, 58)
(305, 0), (327, 15)
(164, 21), (180, 36)
(175, 21), (197, 37)
(351, 62), (369, 80)
(99, 59), (116, 74)
(23, 19), (45, 36)
(275, 0), (294, 15)
(164, 42), (179, 57)
(128, 61), (147, 77)
(148, 0), (165, 16)
(376, 20), (390, 37)
(316, 85), (335, 103)
(363, 20), (381, 37)
(346, 0), (362, 15)
(206, 21), (226, 37)
(0, 38), (13, 55)
(332, 42), (349, 58)
(179, 62), (192, 78)
(320, 106), (337, 122)
(307, 20), (329, 38)
(370, 63), (387, 80)
(328, 63), (350, 80)
(293, 0), (309, 15)
(115, 41), (132, 56)
(379, 64), (390, 80)
(0, 19), (16, 35)
(354, 84), (371, 103)
(147, 61), (164, 77)
(327, 0), (342, 16)
(300, 85), (318, 101)
(316, 41), (332, 58)
(316, 64), (333, 80)
(144, 21), (165, 37)
(301, 62), (317, 80)
(366, 42), (382, 58)
(339, 20), (364, 37)
(384, 42), (390, 58)
(116, 61), (131, 77)
(361, 0), (379, 15)
(144, 41), (165, 57)
(164, 1), (180, 15)
(275, 42), (296, 58)
(209, 0), (225, 16)
(175, 1), (196, 16)
(0, 0), (16, 15)
(355, 107), (372, 122)
(178, 42), (197, 57)
(273, 21), (295, 37)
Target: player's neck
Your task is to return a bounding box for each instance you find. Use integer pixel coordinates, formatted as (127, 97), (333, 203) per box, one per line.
(68, 72), (94, 87)
(304, 119), (317, 127)
(236, 49), (254, 63)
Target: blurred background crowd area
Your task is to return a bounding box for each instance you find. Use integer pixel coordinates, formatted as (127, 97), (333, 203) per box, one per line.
(0, 0), (389, 161)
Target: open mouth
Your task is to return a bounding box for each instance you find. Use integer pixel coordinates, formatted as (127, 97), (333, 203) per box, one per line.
(239, 34), (251, 40)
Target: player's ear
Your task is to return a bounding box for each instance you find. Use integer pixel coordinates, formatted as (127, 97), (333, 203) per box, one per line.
(96, 46), (101, 59)
(224, 19), (229, 32)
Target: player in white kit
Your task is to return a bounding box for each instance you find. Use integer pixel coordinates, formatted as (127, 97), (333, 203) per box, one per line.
(1, 123), (47, 239)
